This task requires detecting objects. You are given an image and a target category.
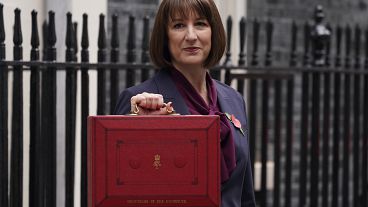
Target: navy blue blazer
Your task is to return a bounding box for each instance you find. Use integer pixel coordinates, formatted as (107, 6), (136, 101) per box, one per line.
(114, 69), (256, 207)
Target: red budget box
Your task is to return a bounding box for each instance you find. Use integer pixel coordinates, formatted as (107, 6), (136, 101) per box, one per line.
(88, 115), (220, 207)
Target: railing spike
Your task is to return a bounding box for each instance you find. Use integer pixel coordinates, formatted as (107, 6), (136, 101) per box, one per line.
(126, 15), (137, 88)
(265, 19), (273, 66)
(236, 16), (247, 95)
(127, 15), (136, 63)
(238, 16), (246, 66)
(98, 14), (106, 49)
(65, 12), (75, 62)
(223, 16), (232, 85)
(345, 24), (352, 68)
(0, 3), (5, 59)
(48, 11), (56, 48)
(365, 27), (368, 69)
(290, 21), (298, 66)
(31, 10), (39, 49)
(81, 14), (89, 50)
(31, 10), (40, 61)
(80, 13), (90, 207)
(250, 18), (259, 66)
(0, 4), (7, 207)
(29, 7), (41, 207)
(354, 24), (361, 69)
(224, 15), (232, 66)
(141, 16), (150, 63)
(110, 14), (120, 114)
(42, 21), (48, 60)
(66, 12), (74, 50)
(325, 23), (331, 67)
(335, 25), (342, 67)
(13, 8), (23, 46)
(73, 22), (78, 61)
(141, 16), (150, 81)
(10, 7), (24, 207)
(303, 21), (311, 66)
(97, 13), (106, 115)
(111, 14), (119, 49)
(0, 4), (5, 43)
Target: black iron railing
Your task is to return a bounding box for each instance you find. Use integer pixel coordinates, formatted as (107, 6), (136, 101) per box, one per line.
(0, 3), (367, 207)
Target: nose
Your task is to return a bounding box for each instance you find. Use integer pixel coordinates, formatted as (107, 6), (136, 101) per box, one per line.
(185, 25), (197, 41)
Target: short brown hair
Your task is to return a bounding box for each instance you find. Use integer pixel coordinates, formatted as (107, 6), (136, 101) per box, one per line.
(149, 0), (226, 69)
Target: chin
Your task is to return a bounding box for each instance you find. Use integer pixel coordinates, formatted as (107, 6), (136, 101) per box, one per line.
(182, 58), (206, 65)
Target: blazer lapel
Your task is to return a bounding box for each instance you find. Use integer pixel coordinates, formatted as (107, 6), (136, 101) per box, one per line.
(216, 82), (235, 114)
(154, 69), (190, 115)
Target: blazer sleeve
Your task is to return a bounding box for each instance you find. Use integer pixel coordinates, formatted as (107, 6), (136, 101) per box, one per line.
(242, 152), (256, 207)
(240, 96), (256, 207)
(114, 89), (135, 115)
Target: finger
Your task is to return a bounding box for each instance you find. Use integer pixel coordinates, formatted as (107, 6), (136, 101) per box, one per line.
(145, 93), (154, 109)
(135, 94), (147, 108)
(130, 93), (166, 114)
(141, 93), (163, 110)
(130, 96), (139, 114)
(130, 94), (146, 114)
(151, 94), (164, 109)
(147, 107), (173, 115)
(165, 102), (175, 114)
(156, 96), (164, 109)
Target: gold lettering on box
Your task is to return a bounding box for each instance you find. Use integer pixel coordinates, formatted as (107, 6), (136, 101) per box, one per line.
(165, 200), (187, 204)
(127, 200), (149, 204)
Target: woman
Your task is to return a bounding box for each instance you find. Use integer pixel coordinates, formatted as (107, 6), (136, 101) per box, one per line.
(114, 0), (256, 206)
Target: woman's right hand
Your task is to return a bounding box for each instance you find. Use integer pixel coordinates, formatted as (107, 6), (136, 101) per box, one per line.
(130, 92), (174, 115)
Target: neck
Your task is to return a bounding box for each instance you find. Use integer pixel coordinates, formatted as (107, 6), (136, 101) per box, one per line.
(173, 63), (209, 104)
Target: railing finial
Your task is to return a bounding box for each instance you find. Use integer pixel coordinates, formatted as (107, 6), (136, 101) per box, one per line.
(65, 12), (75, 62)
(0, 4), (5, 43)
(141, 16), (150, 64)
(335, 25), (342, 67)
(223, 15), (232, 66)
(365, 28), (368, 69)
(13, 8), (23, 46)
(250, 18), (259, 66)
(238, 16), (246, 66)
(265, 19), (274, 66)
(344, 24), (352, 68)
(354, 24), (361, 69)
(98, 14), (106, 50)
(81, 14), (89, 50)
(290, 21), (298, 66)
(66, 13), (74, 49)
(303, 21), (311, 66)
(31, 10), (40, 61)
(111, 14), (119, 49)
(31, 10), (40, 48)
(48, 11), (56, 48)
(311, 5), (330, 66)
(127, 15), (136, 63)
(73, 22), (78, 56)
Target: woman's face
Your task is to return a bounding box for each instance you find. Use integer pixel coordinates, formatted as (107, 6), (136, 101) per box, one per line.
(167, 11), (212, 69)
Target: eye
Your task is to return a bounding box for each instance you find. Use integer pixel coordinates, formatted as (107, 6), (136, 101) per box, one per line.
(173, 23), (185, 29)
(195, 21), (209, 28)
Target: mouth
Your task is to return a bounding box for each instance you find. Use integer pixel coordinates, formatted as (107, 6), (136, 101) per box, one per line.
(183, 47), (200, 53)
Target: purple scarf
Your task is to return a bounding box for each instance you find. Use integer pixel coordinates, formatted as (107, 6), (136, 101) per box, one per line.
(170, 68), (236, 183)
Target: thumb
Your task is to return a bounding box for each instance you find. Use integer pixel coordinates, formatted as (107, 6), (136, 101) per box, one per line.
(150, 102), (175, 115)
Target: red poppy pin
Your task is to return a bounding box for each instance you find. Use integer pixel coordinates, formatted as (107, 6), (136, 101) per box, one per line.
(225, 113), (245, 136)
